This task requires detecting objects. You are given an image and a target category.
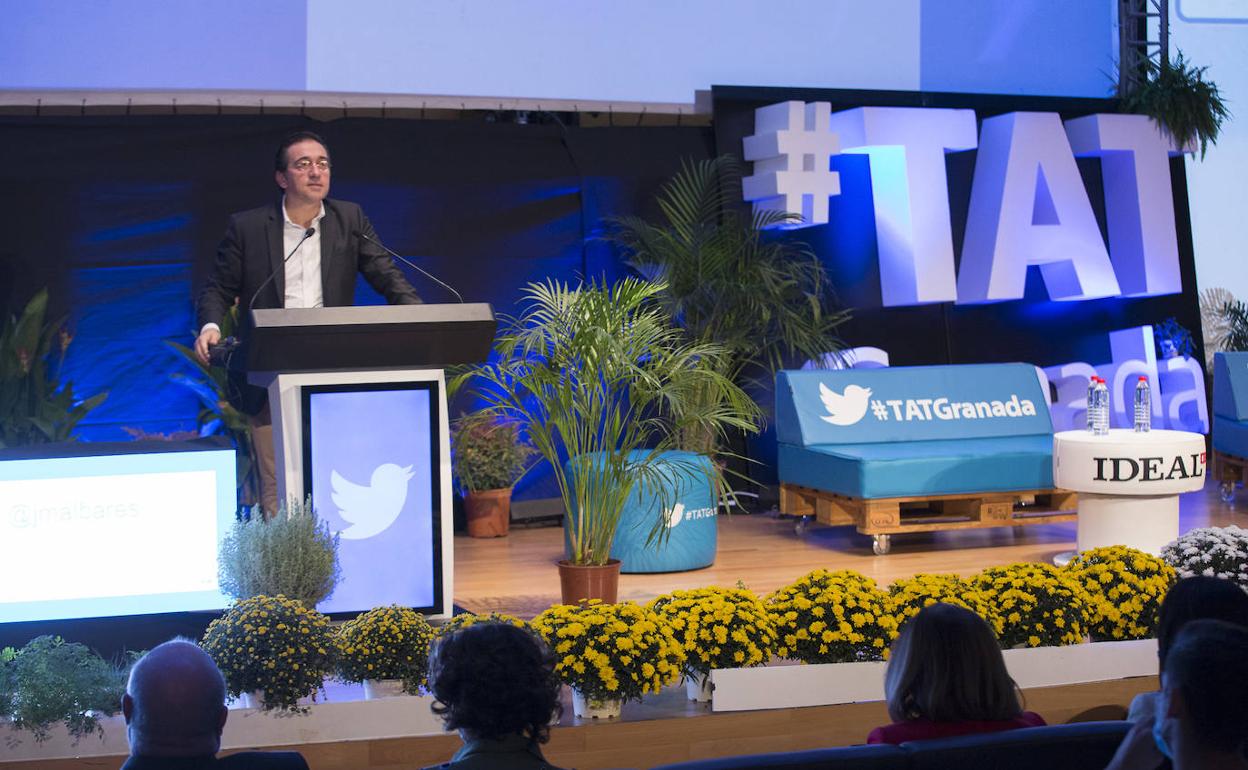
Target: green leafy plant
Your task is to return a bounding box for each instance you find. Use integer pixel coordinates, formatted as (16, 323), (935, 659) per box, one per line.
(1199, 288), (1248, 366)
(1, 646), (16, 717)
(0, 289), (107, 447)
(451, 415), (537, 493)
(4, 636), (125, 743)
(217, 497), (342, 609)
(1122, 51), (1229, 159)
(166, 304), (258, 506)
(454, 277), (760, 565)
(607, 156), (849, 453)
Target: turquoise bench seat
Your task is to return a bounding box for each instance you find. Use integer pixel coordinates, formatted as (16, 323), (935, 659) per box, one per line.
(775, 363), (1057, 502)
(778, 434), (1055, 500)
(1213, 353), (1248, 458)
(1213, 416), (1248, 458)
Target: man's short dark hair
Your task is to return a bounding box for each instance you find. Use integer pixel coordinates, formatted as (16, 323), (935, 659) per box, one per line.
(275, 131), (330, 171)
(1156, 576), (1248, 669)
(1164, 619), (1248, 753)
(428, 622), (562, 745)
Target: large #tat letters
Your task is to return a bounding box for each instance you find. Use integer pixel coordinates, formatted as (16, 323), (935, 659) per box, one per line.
(744, 103), (1190, 307)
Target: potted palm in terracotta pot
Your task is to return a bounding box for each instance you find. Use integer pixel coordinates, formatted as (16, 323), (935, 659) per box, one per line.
(454, 277), (758, 604)
(452, 415), (535, 537)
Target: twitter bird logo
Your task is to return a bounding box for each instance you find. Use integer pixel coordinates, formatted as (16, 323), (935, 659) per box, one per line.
(819, 383), (873, 426)
(663, 502), (686, 529)
(330, 463), (414, 540)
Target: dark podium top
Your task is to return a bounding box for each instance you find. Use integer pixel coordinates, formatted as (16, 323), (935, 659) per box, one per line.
(245, 303), (496, 373)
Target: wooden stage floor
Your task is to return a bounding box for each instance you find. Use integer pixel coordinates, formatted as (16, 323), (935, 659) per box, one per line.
(453, 481), (1247, 617)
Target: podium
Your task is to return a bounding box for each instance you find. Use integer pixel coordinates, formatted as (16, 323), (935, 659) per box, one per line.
(244, 303), (495, 619)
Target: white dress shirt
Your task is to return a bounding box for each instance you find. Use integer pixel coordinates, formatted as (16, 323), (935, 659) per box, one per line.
(282, 199), (327, 309)
(198, 199), (328, 336)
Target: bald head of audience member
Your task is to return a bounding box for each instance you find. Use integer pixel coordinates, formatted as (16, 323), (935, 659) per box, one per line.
(122, 639), (229, 758)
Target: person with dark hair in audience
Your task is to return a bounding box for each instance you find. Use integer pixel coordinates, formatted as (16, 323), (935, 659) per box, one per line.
(866, 602), (1044, 744)
(1127, 575), (1248, 725)
(121, 639), (307, 770)
(424, 622), (566, 770)
(1106, 619), (1248, 770)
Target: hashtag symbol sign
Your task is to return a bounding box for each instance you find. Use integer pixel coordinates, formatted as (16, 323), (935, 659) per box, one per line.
(742, 101), (842, 229)
(871, 400), (889, 420)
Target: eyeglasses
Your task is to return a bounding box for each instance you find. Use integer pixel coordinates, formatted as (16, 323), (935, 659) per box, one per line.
(289, 158), (331, 172)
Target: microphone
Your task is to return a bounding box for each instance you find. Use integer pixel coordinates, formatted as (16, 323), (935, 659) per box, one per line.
(208, 227), (315, 367)
(249, 227), (316, 313)
(353, 229), (464, 303)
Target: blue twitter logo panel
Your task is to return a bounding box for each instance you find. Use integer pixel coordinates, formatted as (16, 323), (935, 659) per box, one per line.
(306, 385), (438, 614)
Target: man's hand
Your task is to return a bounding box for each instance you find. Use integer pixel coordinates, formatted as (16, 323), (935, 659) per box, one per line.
(1104, 718), (1164, 770)
(195, 327), (222, 366)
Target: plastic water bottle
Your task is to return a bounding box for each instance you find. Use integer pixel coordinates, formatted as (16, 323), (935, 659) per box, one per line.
(1134, 376), (1151, 432)
(1086, 376), (1098, 432)
(1093, 377), (1110, 436)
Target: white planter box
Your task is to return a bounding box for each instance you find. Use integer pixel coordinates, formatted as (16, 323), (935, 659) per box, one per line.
(708, 638), (1158, 712)
(0, 682), (444, 762)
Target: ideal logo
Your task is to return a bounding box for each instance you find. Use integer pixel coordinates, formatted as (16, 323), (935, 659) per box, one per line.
(330, 463), (414, 540)
(818, 382), (1038, 425)
(819, 383), (873, 425)
(662, 502), (717, 529)
(1092, 453), (1206, 482)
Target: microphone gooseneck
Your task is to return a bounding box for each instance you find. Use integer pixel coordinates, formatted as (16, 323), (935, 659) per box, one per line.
(247, 226), (316, 313)
(353, 229), (464, 303)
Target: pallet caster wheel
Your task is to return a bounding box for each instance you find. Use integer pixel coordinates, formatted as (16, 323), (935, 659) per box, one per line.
(795, 515), (811, 536)
(1222, 481), (1238, 505)
(872, 534), (891, 555)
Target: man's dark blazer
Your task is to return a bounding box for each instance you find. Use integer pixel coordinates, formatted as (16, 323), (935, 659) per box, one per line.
(196, 198), (422, 415)
(120, 750), (308, 770)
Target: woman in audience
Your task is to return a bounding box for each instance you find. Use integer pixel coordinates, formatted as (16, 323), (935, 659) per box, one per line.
(424, 622), (566, 770)
(867, 602), (1044, 744)
(1127, 575), (1248, 724)
(1106, 619), (1248, 770)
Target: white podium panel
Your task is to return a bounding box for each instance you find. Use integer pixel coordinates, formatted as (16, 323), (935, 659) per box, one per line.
(251, 367), (454, 619)
(1054, 428), (1206, 555)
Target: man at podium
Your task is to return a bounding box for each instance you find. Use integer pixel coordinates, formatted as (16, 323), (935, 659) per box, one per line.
(193, 130), (422, 516)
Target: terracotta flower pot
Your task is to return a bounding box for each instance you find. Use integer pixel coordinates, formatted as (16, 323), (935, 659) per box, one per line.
(557, 559), (622, 605)
(465, 488), (511, 538)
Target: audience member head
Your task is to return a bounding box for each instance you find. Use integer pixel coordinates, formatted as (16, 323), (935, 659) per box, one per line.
(122, 639), (228, 758)
(884, 602), (1021, 723)
(428, 622), (562, 745)
(1156, 576), (1248, 671)
(1156, 619), (1248, 759)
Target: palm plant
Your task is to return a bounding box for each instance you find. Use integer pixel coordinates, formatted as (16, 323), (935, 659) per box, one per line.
(0, 289), (106, 447)
(455, 277), (760, 565)
(166, 304), (257, 506)
(607, 155), (849, 453)
(1200, 288), (1248, 365)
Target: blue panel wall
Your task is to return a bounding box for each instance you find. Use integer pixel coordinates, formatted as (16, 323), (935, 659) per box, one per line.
(919, 0), (1117, 97)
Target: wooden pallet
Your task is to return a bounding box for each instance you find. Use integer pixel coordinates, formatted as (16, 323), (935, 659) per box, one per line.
(1216, 450), (1247, 484)
(1215, 451), (1246, 503)
(779, 483), (1078, 553)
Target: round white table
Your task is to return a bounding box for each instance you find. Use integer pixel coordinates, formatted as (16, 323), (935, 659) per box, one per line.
(1053, 428), (1206, 558)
